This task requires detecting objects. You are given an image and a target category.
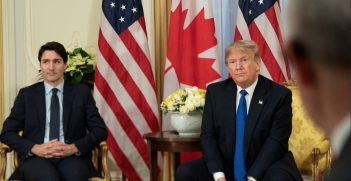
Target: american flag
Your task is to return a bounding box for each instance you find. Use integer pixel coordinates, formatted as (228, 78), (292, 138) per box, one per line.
(234, 0), (290, 82)
(94, 0), (160, 180)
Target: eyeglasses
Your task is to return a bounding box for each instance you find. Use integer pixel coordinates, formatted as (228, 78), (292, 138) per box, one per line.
(227, 58), (249, 67)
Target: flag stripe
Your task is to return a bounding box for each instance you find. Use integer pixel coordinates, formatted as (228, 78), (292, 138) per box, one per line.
(249, 22), (286, 82)
(273, 3), (291, 78)
(100, 15), (160, 121)
(95, 0), (160, 179)
(265, 6), (283, 45)
(96, 52), (152, 134)
(138, 17), (148, 38)
(99, 27), (159, 131)
(234, 27), (243, 40)
(266, 5), (291, 78)
(124, 23), (156, 89)
(94, 87), (149, 180)
(128, 18), (153, 60)
(94, 69), (150, 167)
(106, 130), (141, 181)
(254, 12), (288, 80)
(94, 86), (148, 180)
(235, 8), (252, 40)
(119, 29), (156, 90)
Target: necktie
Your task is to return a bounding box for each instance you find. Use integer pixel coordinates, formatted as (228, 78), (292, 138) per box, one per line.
(234, 89), (248, 181)
(50, 88), (60, 140)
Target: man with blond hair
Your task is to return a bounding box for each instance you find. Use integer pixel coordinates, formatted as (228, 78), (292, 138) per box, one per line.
(176, 40), (301, 181)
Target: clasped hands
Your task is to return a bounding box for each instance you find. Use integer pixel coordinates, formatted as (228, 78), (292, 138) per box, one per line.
(31, 139), (79, 158)
(216, 177), (253, 181)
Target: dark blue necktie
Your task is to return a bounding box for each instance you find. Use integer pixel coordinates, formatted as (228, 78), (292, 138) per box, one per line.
(50, 88), (60, 140)
(234, 89), (248, 181)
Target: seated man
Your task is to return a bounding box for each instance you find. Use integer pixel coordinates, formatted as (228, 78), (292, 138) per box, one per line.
(0, 41), (108, 181)
(176, 40), (302, 181)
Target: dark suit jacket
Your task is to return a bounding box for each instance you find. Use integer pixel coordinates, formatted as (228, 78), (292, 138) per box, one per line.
(325, 135), (351, 181)
(201, 75), (299, 180)
(0, 81), (107, 179)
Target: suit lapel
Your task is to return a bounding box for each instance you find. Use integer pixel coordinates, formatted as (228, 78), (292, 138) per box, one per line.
(36, 83), (46, 134)
(223, 79), (237, 161)
(63, 82), (74, 135)
(244, 76), (269, 157)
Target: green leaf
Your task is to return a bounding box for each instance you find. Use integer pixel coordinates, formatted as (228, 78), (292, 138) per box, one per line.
(73, 72), (83, 83)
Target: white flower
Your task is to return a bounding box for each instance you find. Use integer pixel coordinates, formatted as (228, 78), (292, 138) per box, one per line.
(65, 47), (96, 89)
(179, 106), (189, 114)
(160, 87), (206, 114)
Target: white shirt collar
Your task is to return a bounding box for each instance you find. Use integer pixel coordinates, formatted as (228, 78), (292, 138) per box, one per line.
(330, 113), (351, 156)
(44, 80), (64, 94)
(236, 77), (258, 96)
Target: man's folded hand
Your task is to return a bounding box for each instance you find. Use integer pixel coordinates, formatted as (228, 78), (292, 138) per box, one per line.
(31, 139), (79, 158)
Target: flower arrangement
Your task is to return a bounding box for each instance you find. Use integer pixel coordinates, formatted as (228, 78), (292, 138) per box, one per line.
(161, 87), (206, 114)
(65, 47), (96, 89)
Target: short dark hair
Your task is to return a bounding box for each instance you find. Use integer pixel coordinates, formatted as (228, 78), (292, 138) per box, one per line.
(38, 41), (68, 63)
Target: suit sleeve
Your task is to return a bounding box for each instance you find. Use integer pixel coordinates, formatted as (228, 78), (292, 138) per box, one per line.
(200, 85), (225, 173)
(247, 89), (292, 179)
(0, 89), (36, 158)
(73, 87), (107, 156)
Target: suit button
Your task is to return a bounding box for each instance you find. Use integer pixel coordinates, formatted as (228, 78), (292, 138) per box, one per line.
(65, 140), (70, 144)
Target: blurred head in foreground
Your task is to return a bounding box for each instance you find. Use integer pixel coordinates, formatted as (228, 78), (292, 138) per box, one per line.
(286, 0), (350, 136)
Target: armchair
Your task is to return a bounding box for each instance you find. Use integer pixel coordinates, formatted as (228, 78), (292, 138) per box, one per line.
(0, 141), (110, 181)
(286, 83), (332, 181)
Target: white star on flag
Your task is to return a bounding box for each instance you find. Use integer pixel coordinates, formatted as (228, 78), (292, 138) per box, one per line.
(119, 16), (125, 22)
(121, 4), (126, 10)
(110, 2), (115, 8)
(131, 7), (137, 13)
(258, 0), (264, 5)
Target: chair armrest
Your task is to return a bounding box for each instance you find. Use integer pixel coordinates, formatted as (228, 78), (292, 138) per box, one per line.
(311, 148), (321, 181)
(311, 144), (332, 181)
(90, 141), (110, 181)
(0, 143), (11, 181)
(100, 141), (110, 181)
(317, 140), (330, 154)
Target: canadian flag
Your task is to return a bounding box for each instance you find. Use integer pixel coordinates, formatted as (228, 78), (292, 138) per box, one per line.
(163, 0), (221, 161)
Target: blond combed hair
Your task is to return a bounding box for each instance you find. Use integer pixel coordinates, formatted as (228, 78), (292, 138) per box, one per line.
(225, 40), (260, 64)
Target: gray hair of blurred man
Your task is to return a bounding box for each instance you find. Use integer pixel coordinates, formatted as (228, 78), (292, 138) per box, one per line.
(224, 40), (260, 65)
(287, 0), (351, 69)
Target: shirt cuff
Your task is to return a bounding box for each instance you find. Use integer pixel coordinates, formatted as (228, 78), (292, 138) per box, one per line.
(27, 151), (33, 157)
(213, 172), (225, 181)
(248, 176), (257, 181)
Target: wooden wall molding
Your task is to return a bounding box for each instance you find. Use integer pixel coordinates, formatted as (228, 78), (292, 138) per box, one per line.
(0, 0), (4, 127)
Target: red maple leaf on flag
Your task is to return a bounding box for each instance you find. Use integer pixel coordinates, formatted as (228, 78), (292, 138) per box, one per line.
(167, 3), (220, 89)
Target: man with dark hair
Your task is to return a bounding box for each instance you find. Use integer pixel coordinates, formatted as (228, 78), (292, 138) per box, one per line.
(38, 41), (68, 63)
(286, 0), (350, 180)
(176, 40), (302, 181)
(0, 41), (107, 181)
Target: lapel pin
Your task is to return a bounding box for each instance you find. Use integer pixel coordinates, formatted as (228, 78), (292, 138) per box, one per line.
(258, 100), (263, 105)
